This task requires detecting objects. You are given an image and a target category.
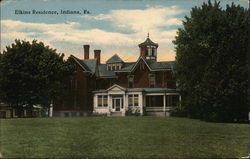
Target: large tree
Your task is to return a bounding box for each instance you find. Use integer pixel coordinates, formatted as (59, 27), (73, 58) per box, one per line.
(0, 39), (73, 117)
(173, 1), (249, 122)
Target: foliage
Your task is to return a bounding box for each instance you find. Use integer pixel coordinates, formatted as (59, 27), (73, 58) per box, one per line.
(173, 1), (249, 122)
(0, 39), (74, 116)
(125, 106), (141, 116)
(170, 108), (186, 117)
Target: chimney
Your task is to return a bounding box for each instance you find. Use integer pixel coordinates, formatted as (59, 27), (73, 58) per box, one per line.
(83, 45), (90, 60)
(94, 49), (101, 64)
(140, 45), (146, 59)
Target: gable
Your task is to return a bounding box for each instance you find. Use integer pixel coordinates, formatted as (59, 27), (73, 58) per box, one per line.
(130, 57), (151, 73)
(106, 84), (126, 92)
(70, 55), (89, 72)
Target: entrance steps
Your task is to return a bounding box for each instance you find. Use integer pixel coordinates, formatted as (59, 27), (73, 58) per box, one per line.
(111, 112), (123, 116)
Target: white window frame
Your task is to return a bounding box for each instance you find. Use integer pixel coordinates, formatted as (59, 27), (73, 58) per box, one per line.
(128, 94), (139, 107)
(97, 95), (108, 107)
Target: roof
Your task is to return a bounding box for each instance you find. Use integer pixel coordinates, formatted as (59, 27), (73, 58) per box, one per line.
(118, 62), (135, 71)
(71, 54), (175, 77)
(83, 59), (97, 73)
(116, 57), (175, 72)
(93, 87), (180, 93)
(98, 64), (116, 78)
(106, 54), (124, 64)
(145, 60), (174, 70)
(138, 37), (158, 47)
(71, 55), (97, 74)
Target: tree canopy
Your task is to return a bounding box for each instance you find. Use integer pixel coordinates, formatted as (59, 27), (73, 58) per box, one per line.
(173, 1), (249, 122)
(0, 39), (73, 116)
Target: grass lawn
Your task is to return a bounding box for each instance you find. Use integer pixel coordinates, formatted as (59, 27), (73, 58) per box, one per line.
(0, 117), (249, 158)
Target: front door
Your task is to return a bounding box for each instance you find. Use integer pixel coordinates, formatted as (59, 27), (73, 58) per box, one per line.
(115, 98), (121, 111)
(113, 98), (122, 111)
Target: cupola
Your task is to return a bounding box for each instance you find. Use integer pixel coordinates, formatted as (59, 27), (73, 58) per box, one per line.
(138, 33), (158, 61)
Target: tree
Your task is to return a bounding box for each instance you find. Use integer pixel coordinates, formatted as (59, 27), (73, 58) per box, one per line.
(0, 39), (73, 117)
(173, 1), (249, 122)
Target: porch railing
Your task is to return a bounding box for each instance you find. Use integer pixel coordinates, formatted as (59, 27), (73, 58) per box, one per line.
(145, 106), (177, 112)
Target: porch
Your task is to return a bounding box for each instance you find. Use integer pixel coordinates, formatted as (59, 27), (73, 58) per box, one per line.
(93, 84), (181, 116)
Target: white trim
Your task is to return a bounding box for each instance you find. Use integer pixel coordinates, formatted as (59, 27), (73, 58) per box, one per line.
(130, 57), (152, 73)
(145, 93), (165, 96)
(106, 84), (126, 92)
(71, 56), (88, 71)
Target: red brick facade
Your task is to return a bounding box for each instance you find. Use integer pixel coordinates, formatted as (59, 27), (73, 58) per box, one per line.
(54, 36), (176, 115)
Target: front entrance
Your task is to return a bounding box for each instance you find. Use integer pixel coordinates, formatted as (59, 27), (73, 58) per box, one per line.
(112, 98), (122, 111)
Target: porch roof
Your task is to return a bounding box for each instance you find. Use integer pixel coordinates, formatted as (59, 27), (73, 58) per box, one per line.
(93, 88), (180, 93)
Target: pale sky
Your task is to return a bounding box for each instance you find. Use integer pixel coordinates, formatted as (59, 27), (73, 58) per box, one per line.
(1, 0), (248, 63)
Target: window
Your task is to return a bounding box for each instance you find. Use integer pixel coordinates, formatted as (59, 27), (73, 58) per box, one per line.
(98, 95), (108, 107)
(128, 94), (139, 107)
(134, 95), (138, 106)
(151, 48), (155, 56)
(112, 63), (116, 70)
(149, 74), (155, 88)
(128, 75), (134, 88)
(147, 46), (151, 56)
(128, 95), (133, 106)
(103, 95), (108, 106)
(98, 96), (102, 107)
(107, 64), (112, 71)
(146, 96), (163, 107)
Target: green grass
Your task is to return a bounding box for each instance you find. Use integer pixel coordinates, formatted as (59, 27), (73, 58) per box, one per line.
(0, 117), (249, 158)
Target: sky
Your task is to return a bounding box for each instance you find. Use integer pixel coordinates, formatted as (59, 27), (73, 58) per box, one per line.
(0, 0), (248, 63)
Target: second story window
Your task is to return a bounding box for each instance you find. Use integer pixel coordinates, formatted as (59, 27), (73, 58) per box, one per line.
(149, 74), (155, 88)
(128, 75), (134, 88)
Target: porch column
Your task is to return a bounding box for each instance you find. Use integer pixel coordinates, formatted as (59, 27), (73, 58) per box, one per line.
(49, 103), (53, 117)
(122, 94), (126, 116)
(163, 95), (166, 116)
(139, 93), (143, 115)
(108, 95), (111, 116)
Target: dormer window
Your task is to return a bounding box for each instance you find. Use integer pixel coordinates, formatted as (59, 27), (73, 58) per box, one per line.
(106, 54), (124, 71)
(107, 63), (122, 71)
(112, 63), (116, 70)
(107, 65), (111, 71)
